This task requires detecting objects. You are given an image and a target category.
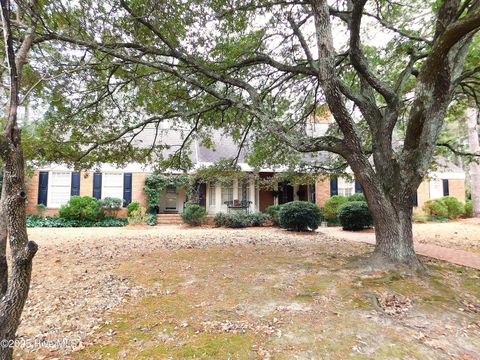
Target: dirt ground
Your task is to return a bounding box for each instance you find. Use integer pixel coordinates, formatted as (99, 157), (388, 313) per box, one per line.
(11, 225), (480, 359)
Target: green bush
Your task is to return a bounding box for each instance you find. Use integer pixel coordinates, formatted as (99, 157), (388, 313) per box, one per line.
(214, 212), (268, 228)
(465, 200), (473, 218)
(26, 216), (127, 228)
(127, 206), (149, 225)
(323, 195), (349, 224)
(338, 201), (373, 231)
(146, 213), (157, 226)
(127, 202), (141, 217)
(182, 204), (207, 226)
(278, 201), (322, 232)
(59, 196), (104, 221)
(440, 196), (465, 219)
(347, 193), (366, 202)
(423, 199), (448, 218)
(266, 205), (283, 226)
(99, 197), (123, 217)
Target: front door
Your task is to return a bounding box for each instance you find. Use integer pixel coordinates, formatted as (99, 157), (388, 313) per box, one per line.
(165, 186), (178, 211)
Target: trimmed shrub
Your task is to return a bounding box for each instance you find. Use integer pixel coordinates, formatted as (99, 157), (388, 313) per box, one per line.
(266, 205), (283, 226)
(26, 216), (127, 228)
(128, 206), (149, 225)
(99, 197), (123, 217)
(59, 196), (104, 221)
(146, 213), (157, 226)
(323, 195), (349, 224)
(338, 201), (373, 231)
(127, 202), (141, 217)
(423, 199), (448, 219)
(182, 204), (207, 226)
(214, 212), (268, 228)
(347, 193), (366, 202)
(440, 196), (465, 219)
(278, 201), (322, 231)
(465, 200), (473, 218)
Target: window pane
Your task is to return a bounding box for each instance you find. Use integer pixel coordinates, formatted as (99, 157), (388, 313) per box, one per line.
(103, 173), (124, 200)
(48, 171), (71, 208)
(221, 182), (234, 203)
(208, 184), (216, 206)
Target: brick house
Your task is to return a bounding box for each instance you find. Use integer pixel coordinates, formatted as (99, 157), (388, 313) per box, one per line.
(25, 127), (465, 217)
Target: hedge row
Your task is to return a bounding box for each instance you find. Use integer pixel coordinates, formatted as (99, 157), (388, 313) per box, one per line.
(26, 216), (127, 228)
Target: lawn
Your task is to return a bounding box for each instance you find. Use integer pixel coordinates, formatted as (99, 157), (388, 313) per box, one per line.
(15, 226), (480, 359)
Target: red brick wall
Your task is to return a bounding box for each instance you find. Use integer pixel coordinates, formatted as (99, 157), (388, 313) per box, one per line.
(315, 177), (330, 207)
(25, 170), (150, 216)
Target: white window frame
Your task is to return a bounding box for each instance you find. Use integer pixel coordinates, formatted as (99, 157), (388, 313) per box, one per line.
(429, 179), (443, 200)
(338, 177), (355, 197)
(221, 181), (234, 204)
(208, 183), (216, 207)
(102, 172), (124, 200)
(47, 171), (72, 208)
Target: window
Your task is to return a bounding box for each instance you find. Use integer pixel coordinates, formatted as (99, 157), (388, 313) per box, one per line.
(208, 183), (216, 206)
(338, 177), (354, 197)
(48, 171), (71, 208)
(429, 179), (443, 199)
(102, 173), (124, 200)
(241, 179), (250, 201)
(221, 181), (234, 203)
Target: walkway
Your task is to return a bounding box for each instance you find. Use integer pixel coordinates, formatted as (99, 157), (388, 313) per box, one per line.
(318, 227), (480, 270)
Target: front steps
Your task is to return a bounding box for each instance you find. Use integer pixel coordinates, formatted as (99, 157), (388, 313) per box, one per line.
(156, 213), (183, 225)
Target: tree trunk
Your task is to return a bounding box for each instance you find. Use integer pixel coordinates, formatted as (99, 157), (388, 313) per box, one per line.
(466, 106), (480, 217)
(0, 140), (37, 360)
(369, 203), (423, 271)
(0, 180), (7, 297)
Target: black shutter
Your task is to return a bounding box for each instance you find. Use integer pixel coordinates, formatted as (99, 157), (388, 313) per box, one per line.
(354, 180), (363, 193)
(123, 173), (132, 207)
(330, 177), (338, 196)
(93, 173), (102, 199)
(443, 179), (449, 196)
(198, 183), (207, 208)
(413, 191), (418, 207)
(38, 171), (49, 206)
(71, 172), (80, 196)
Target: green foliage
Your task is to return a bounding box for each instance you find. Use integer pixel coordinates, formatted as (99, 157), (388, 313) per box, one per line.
(59, 196), (104, 221)
(465, 200), (473, 218)
(424, 197), (465, 220)
(147, 213), (158, 226)
(35, 204), (47, 218)
(214, 212), (268, 228)
(128, 206), (149, 225)
(26, 216), (127, 228)
(424, 199), (449, 218)
(144, 175), (191, 212)
(323, 196), (349, 224)
(182, 204), (207, 226)
(440, 196), (465, 219)
(127, 202), (141, 217)
(347, 193), (366, 202)
(278, 201), (322, 232)
(266, 205), (283, 226)
(338, 201), (373, 231)
(99, 197), (123, 217)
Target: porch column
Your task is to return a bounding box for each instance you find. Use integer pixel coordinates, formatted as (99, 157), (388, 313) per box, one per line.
(249, 179), (256, 210)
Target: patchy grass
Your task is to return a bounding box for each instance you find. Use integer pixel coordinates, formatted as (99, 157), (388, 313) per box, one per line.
(75, 240), (480, 359)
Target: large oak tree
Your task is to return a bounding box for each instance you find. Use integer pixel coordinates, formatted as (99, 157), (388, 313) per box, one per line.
(34, 0), (480, 270)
